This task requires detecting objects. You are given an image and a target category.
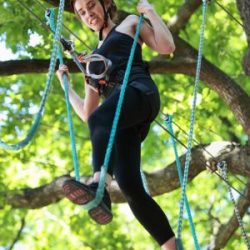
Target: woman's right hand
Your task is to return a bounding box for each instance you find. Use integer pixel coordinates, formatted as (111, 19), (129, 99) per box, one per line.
(56, 64), (71, 90)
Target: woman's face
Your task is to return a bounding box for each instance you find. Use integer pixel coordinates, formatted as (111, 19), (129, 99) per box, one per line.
(74, 0), (105, 31)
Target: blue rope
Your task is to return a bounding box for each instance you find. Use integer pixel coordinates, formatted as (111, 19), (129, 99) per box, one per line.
(166, 115), (200, 250)
(177, 0), (207, 242)
(46, 8), (80, 182)
(0, 1), (65, 151)
(83, 14), (144, 210)
(62, 75), (80, 181)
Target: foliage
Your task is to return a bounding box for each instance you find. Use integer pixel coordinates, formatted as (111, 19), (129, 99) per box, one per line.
(0, 0), (249, 249)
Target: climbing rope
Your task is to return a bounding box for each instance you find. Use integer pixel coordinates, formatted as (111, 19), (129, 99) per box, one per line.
(170, 0), (208, 248)
(0, 0), (66, 151)
(166, 115), (200, 250)
(46, 7), (80, 182)
(217, 161), (250, 250)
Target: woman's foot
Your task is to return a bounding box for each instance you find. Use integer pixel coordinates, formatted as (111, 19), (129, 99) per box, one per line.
(62, 179), (113, 225)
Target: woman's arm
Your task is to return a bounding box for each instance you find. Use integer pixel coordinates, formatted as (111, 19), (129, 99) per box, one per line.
(136, 0), (175, 54)
(56, 65), (100, 122)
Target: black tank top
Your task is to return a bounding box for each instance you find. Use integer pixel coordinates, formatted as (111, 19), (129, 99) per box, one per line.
(89, 25), (159, 97)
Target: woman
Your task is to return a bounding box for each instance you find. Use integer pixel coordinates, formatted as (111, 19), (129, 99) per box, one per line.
(56, 0), (176, 249)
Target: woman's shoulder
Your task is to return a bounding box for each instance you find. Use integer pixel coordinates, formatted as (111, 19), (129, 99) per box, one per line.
(122, 14), (140, 26)
(115, 15), (141, 39)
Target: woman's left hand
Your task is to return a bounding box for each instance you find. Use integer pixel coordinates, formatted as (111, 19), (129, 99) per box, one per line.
(137, 0), (154, 15)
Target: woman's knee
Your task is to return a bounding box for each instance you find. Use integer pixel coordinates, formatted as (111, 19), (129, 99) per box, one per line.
(88, 110), (107, 136)
(88, 107), (113, 131)
(116, 177), (145, 202)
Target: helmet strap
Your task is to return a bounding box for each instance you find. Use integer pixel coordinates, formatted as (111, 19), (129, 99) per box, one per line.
(98, 0), (110, 41)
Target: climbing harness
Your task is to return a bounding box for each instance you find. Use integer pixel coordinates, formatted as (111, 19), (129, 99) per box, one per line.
(60, 37), (113, 96)
(217, 162), (250, 250)
(60, 38), (112, 80)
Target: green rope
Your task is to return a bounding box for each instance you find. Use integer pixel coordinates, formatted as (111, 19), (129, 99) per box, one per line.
(0, 0), (66, 151)
(166, 115), (200, 250)
(177, 0), (208, 244)
(46, 8), (80, 182)
(83, 14), (144, 210)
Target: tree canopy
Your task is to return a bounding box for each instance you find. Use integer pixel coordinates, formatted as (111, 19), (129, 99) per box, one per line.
(0, 0), (250, 249)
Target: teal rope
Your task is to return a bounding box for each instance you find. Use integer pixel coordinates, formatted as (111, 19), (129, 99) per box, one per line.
(177, 0), (207, 241)
(0, 1), (65, 151)
(83, 14), (144, 210)
(166, 115), (200, 250)
(47, 8), (80, 182)
(62, 74), (80, 181)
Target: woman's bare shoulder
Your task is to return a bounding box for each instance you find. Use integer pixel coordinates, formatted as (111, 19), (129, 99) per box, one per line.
(115, 15), (140, 38)
(120, 14), (139, 27)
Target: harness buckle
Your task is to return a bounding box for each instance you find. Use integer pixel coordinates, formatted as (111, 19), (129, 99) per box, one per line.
(98, 79), (108, 85)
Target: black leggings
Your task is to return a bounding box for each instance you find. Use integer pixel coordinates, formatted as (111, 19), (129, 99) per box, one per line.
(88, 86), (175, 245)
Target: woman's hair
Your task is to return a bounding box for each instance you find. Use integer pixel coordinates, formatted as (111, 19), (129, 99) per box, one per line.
(70, 0), (117, 21)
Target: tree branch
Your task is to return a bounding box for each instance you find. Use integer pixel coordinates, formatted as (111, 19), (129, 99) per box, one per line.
(1, 35), (250, 137)
(169, 37), (250, 137)
(8, 217), (26, 250)
(1, 142), (250, 209)
(168, 0), (202, 34)
(208, 180), (250, 250)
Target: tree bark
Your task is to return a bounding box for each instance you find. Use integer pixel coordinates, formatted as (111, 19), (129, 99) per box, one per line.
(208, 181), (250, 250)
(236, 0), (250, 76)
(168, 0), (202, 34)
(2, 141), (250, 209)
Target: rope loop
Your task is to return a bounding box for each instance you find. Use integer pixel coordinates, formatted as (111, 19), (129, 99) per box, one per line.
(0, 0), (66, 151)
